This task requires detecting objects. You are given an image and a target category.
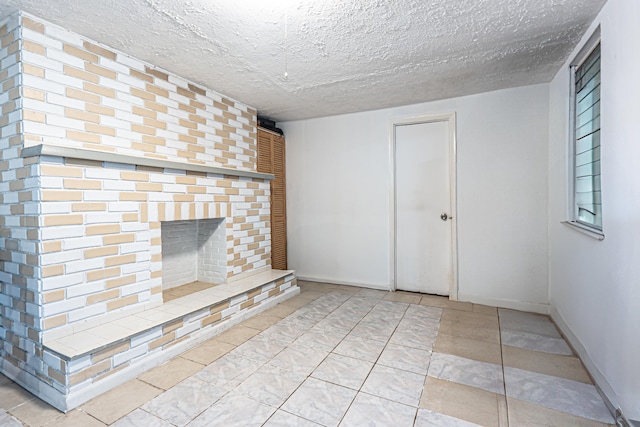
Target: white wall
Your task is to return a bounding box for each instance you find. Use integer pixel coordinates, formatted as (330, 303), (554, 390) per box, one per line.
(281, 84), (550, 311)
(548, 0), (640, 421)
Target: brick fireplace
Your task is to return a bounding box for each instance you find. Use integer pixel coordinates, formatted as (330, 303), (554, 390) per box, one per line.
(0, 11), (298, 411)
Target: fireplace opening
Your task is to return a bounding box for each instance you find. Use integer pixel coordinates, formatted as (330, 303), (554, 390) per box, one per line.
(161, 218), (227, 300)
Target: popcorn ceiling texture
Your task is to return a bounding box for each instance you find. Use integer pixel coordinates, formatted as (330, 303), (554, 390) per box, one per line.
(0, 11), (289, 411)
(0, 0), (607, 121)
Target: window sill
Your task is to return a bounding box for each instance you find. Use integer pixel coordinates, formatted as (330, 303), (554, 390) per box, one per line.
(561, 221), (605, 240)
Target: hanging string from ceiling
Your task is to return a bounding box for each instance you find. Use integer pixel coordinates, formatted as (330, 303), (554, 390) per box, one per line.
(284, 8), (289, 80)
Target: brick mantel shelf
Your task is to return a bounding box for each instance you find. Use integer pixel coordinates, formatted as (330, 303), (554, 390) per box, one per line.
(21, 144), (276, 181)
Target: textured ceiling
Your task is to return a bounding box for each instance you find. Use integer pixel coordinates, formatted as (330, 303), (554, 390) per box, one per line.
(0, 0), (605, 122)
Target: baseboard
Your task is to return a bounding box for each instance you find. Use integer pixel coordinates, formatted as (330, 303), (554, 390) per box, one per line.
(460, 294), (550, 314)
(295, 275), (391, 291)
(550, 306), (634, 424)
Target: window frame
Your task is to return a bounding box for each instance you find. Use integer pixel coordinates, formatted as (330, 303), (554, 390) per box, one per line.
(566, 28), (604, 239)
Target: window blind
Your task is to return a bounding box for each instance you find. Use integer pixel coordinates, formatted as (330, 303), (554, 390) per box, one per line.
(574, 43), (602, 229)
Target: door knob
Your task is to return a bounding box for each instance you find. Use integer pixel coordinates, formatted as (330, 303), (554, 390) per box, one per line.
(440, 213), (448, 221)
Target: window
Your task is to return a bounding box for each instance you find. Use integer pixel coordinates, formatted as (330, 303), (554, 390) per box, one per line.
(570, 39), (602, 232)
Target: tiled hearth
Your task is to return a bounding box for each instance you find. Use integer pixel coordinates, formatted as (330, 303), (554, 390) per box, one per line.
(0, 11), (298, 411)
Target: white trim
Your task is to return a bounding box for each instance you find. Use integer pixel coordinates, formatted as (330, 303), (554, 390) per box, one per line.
(561, 220), (605, 240)
(551, 306), (619, 418)
(464, 294), (551, 314)
(388, 112), (458, 299)
(295, 275), (391, 291)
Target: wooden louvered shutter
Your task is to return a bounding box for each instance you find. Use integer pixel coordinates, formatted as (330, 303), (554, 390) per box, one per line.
(257, 129), (287, 270)
(257, 132), (273, 174)
(270, 135), (287, 269)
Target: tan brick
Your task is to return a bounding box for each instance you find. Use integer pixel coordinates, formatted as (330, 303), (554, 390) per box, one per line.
(85, 123), (116, 136)
(105, 254), (136, 267)
(149, 331), (175, 350)
(163, 319), (183, 334)
(23, 40), (45, 55)
(174, 194), (194, 202)
(145, 66), (169, 81)
(85, 63), (116, 79)
(131, 87), (154, 101)
(120, 192), (148, 201)
(67, 130), (100, 144)
(42, 241), (62, 253)
(48, 366), (65, 385)
(103, 233), (134, 245)
(63, 178), (101, 190)
(146, 84), (168, 98)
(241, 299), (256, 310)
(72, 202), (107, 212)
(143, 117), (167, 130)
(120, 171), (149, 182)
(86, 224), (120, 235)
(142, 135), (166, 146)
(42, 190), (82, 201)
(43, 289), (65, 303)
(107, 294), (138, 311)
(22, 109), (45, 123)
(70, 359), (110, 386)
(42, 265), (64, 278)
(131, 142), (155, 153)
(106, 274), (136, 289)
(144, 100), (168, 113)
(178, 103), (196, 114)
(23, 16), (45, 33)
(83, 41), (117, 60)
(136, 182), (162, 192)
(84, 246), (118, 259)
(190, 99), (206, 110)
(151, 253), (162, 263)
(132, 106), (156, 119)
(65, 107), (100, 123)
(122, 212), (138, 222)
(23, 87), (46, 101)
(64, 44), (99, 63)
(187, 83), (206, 96)
(66, 87), (101, 104)
(63, 65), (99, 84)
(83, 82), (115, 98)
(178, 134), (197, 144)
(210, 301), (230, 315)
(22, 64), (44, 79)
(187, 186), (206, 194)
(150, 270), (163, 279)
(131, 124), (156, 136)
(87, 289), (120, 305)
(43, 314), (67, 330)
(176, 176), (197, 185)
(87, 267), (121, 282)
(202, 312), (222, 327)
(44, 214), (83, 226)
(86, 103), (115, 116)
(151, 285), (162, 295)
(92, 340), (129, 363)
(130, 69), (154, 83)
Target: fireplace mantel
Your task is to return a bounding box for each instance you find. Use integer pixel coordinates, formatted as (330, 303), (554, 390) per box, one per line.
(21, 144), (275, 181)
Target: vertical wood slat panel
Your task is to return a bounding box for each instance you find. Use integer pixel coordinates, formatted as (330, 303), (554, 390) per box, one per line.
(257, 129), (287, 270)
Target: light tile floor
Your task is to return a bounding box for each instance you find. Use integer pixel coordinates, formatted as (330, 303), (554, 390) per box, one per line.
(0, 281), (615, 426)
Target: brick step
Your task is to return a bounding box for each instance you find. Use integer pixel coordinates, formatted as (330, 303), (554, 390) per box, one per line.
(36, 269), (298, 411)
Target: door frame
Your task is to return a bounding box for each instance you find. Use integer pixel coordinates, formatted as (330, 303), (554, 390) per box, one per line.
(388, 112), (459, 299)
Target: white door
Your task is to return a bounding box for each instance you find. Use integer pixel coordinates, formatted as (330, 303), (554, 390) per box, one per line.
(395, 120), (452, 295)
